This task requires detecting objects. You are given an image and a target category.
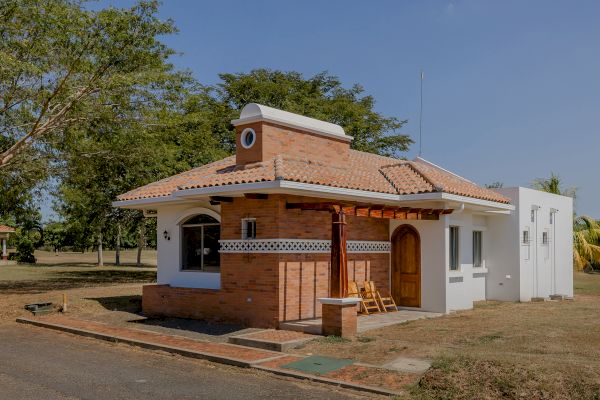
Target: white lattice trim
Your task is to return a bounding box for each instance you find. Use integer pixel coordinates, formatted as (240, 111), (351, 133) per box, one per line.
(218, 239), (390, 253)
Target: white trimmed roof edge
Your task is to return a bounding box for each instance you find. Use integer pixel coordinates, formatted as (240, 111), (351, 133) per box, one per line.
(231, 103), (353, 142)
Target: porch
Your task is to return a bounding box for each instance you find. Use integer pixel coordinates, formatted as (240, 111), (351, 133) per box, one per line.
(279, 308), (442, 335)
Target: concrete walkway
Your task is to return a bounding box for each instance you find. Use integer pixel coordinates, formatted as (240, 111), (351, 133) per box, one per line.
(280, 308), (442, 335)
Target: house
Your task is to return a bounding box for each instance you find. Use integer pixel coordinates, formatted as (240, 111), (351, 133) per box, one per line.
(0, 225), (15, 261)
(114, 103), (573, 330)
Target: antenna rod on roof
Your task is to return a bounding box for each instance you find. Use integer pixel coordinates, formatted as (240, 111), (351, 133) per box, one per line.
(418, 69), (424, 157)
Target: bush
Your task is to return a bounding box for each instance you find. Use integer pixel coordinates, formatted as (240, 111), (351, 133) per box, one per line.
(15, 235), (36, 263)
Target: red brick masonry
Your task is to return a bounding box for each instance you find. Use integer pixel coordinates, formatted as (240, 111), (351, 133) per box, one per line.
(321, 303), (358, 337)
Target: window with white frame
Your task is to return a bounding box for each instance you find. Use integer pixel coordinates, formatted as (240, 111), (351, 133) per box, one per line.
(181, 214), (220, 272)
(449, 226), (460, 271)
(522, 227), (530, 260)
(241, 218), (256, 240)
(473, 231), (483, 268)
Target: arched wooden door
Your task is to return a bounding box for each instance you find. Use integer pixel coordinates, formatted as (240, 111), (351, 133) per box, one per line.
(391, 225), (421, 307)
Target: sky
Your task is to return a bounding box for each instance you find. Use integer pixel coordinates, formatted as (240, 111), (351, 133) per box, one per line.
(43, 0), (600, 219)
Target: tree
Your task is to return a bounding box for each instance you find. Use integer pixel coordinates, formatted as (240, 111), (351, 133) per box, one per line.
(532, 173), (577, 198)
(485, 182), (504, 189)
(0, 0), (178, 167)
(573, 216), (600, 271)
(206, 69), (412, 157)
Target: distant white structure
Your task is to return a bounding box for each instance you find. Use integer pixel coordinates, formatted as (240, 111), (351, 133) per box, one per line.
(487, 187), (574, 301)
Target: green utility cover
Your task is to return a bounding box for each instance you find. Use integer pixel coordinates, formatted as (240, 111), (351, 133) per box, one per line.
(282, 355), (353, 375)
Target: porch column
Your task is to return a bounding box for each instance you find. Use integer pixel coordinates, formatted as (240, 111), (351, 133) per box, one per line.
(330, 210), (348, 298)
(319, 210), (359, 338)
(2, 238), (7, 260)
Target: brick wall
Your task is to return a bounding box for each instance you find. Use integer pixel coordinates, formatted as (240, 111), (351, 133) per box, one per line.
(235, 121), (350, 167)
(143, 194), (391, 328)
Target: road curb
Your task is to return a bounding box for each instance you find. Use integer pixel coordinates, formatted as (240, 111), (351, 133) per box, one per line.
(252, 365), (403, 397)
(16, 317), (264, 368)
(17, 317), (402, 397)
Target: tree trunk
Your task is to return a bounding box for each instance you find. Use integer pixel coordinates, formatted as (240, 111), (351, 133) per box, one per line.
(115, 222), (121, 266)
(97, 227), (104, 266)
(136, 221), (146, 267)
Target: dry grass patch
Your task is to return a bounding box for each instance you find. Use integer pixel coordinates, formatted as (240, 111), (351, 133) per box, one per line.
(294, 272), (600, 399)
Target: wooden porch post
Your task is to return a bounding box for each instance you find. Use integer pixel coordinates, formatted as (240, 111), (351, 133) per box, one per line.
(330, 210), (348, 298)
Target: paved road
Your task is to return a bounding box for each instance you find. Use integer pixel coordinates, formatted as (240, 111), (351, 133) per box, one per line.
(0, 323), (370, 400)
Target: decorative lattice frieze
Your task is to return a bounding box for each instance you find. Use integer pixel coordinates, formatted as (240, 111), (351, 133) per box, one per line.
(218, 239), (390, 254)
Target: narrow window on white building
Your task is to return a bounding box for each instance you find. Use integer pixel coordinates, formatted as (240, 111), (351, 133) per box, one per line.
(550, 212), (553, 224)
(473, 231), (483, 268)
(531, 209), (535, 223)
(522, 227), (531, 260)
(542, 231), (549, 245)
(449, 226), (460, 271)
(522, 229), (530, 245)
(241, 218), (256, 240)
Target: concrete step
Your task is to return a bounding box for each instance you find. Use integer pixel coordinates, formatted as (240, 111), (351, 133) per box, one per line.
(228, 329), (317, 352)
(279, 319), (322, 335)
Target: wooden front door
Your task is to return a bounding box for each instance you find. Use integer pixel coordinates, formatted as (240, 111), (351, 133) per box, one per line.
(391, 225), (421, 307)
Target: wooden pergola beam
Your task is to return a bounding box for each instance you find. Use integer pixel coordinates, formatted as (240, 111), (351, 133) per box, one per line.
(285, 201), (453, 221)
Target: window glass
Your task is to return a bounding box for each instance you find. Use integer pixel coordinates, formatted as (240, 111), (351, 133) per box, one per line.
(182, 226), (203, 270)
(181, 215), (220, 272)
(242, 219), (256, 240)
(522, 230), (529, 244)
(202, 225), (220, 272)
(473, 231), (482, 268)
(449, 226), (459, 270)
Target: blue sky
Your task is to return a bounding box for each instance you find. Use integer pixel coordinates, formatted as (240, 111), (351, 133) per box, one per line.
(45, 0), (599, 219)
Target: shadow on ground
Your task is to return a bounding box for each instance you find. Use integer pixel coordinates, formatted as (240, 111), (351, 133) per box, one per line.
(0, 270), (156, 294)
(86, 295), (143, 313)
(134, 318), (250, 336)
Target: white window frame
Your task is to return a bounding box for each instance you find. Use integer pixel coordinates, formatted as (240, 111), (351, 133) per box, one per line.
(449, 226), (460, 271)
(473, 230), (484, 268)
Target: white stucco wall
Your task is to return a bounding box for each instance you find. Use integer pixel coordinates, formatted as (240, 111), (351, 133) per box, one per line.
(155, 202), (222, 289)
(389, 218), (447, 313)
(444, 210), (490, 312)
(493, 187), (573, 301)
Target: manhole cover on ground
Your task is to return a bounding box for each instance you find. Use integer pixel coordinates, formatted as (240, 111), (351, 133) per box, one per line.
(282, 355), (353, 375)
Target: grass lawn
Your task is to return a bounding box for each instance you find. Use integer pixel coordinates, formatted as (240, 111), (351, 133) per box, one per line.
(293, 272), (600, 399)
(0, 250), (156, 321)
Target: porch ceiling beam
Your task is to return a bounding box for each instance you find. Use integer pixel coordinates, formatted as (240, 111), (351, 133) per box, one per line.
(209, 196), (234, 204)
(244, 193), (269, 200)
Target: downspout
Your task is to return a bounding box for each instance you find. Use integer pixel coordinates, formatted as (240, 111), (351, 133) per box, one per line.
(532, 205), (541, 298)
(551, 211), (555, 294)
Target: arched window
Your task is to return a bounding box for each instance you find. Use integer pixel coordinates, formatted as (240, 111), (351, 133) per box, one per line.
(181, 214), (220, 272)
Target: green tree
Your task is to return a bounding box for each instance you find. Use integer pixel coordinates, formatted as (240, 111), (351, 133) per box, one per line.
(532, 173), (577, 198)
(0, 0), (178, 167)
(43, 221), (67, 252)
(573, 216), (600, 271)
(206, 69), (412, 157)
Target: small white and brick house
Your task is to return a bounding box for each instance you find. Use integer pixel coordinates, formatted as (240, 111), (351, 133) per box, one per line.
(114, 103), (574, 331)
(0, 225), (15, 261)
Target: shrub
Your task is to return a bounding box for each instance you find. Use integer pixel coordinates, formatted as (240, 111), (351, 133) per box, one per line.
(15, 235), (36, 263)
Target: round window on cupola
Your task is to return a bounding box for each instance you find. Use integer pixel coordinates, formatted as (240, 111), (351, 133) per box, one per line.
(240, 128), (256, 149)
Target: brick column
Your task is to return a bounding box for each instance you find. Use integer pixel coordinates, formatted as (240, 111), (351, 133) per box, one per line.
(318, 298), (360, 338)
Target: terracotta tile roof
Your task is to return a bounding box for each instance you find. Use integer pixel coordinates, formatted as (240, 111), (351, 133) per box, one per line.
(0, 225), (15, 233)
(117, 151), (510, 204)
